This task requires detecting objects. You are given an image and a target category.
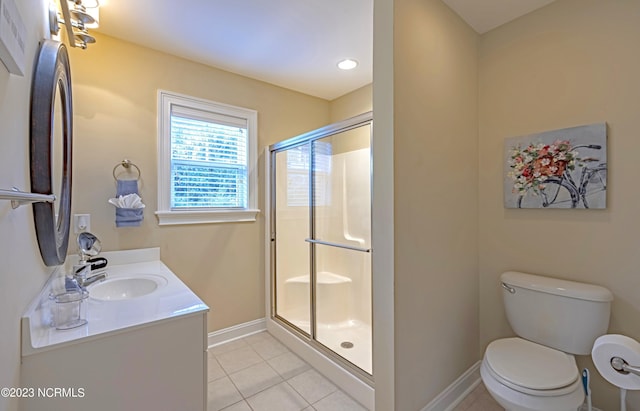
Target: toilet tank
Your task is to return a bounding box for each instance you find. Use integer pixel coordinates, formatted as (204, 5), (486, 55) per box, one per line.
(501, 271), (613, 355)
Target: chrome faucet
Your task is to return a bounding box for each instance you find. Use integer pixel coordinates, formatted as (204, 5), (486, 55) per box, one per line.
(73, 232), (108, 287)
(73, 264), (107, 287)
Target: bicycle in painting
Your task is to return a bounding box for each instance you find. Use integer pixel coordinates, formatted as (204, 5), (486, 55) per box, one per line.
(514, 144), (607, 208)
(506, 130), (607, 209)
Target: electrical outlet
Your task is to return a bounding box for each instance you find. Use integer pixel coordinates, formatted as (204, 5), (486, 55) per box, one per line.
(74, 214), (90, 234)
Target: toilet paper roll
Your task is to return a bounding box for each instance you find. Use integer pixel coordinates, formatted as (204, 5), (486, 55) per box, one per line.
(592, 334), (640, 390)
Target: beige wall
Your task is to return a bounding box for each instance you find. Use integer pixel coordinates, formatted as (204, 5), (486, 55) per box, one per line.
(330, 84), (372, 122)
(371, 0), (395, 406)
(394, 0), (479, 409)
(0, 2), (52, 411)
(478, 0), (640, 409)
(67, 33), (331, 332)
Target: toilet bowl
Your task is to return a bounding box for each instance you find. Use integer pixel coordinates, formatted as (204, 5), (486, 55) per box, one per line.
(481, 338), (584, 411)
(480, 272), (613, 411)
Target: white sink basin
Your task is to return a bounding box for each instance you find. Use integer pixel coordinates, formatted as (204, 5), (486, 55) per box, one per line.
(89, 275), (168, 301)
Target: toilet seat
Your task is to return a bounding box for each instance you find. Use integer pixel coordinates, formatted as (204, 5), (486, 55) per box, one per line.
(485, 338), (580, 396)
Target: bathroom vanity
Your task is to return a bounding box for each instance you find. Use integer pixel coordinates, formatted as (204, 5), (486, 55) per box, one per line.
(20, 248), (208, 411)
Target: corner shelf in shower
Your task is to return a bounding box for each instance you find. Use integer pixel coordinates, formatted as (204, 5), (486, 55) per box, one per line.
(0, 188), (55, 209)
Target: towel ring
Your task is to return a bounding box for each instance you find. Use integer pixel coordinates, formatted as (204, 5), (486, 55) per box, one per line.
(112, 159), (141, 181)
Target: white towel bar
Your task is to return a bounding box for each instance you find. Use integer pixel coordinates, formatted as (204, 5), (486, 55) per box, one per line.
(0, 188), (56, 209)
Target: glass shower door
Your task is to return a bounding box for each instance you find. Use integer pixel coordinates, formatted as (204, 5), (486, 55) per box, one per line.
(311, 128), (372, 374)
(271, 114), (372, 376)
(273, 144), (311, 335)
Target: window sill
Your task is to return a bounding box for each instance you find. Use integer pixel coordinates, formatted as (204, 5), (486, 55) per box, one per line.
(155, 209), (260, 226)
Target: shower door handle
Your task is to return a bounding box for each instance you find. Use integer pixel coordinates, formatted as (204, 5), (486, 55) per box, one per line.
(305, 238), (371, 253)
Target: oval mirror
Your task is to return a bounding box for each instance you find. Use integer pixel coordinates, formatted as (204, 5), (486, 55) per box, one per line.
(30, 40), (73, 266)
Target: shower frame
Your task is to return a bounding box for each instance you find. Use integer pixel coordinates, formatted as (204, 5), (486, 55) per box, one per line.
(265, 112), (374, 405)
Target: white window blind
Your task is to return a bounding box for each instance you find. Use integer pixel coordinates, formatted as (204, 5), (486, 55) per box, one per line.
(157, 90), (258, 225)
(170, 111), (248, 208)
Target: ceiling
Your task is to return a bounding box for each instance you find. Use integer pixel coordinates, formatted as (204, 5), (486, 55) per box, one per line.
(95, 0), (555, 101)
(442, 0), (557, 34)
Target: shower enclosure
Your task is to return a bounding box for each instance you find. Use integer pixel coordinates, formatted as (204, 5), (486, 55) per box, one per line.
(268, 112), (372, 378)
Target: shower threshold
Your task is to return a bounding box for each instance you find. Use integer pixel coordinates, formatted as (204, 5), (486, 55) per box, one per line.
(287, 318), (372, 375)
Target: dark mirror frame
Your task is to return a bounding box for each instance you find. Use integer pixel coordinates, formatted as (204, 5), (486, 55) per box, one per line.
(30, 40), (73, 266)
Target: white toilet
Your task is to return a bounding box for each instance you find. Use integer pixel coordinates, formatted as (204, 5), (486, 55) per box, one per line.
(481, 271), (613, 411)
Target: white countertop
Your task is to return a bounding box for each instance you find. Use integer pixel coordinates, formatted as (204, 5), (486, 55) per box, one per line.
(21, 248), (209, 356)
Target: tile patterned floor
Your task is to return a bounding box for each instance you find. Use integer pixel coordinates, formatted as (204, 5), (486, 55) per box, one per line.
(208, 331), (502, 411)
(452, 383), (504, 411)
(207, 331), (368, 411)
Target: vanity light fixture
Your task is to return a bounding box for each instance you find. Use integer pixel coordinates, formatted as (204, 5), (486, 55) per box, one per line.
(337, 59), (358, 70)
(49, 0), (99, 49)
(82, 0), (100, 29)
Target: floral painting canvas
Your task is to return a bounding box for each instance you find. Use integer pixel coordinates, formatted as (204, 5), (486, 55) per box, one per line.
(504, 123), (607, 209)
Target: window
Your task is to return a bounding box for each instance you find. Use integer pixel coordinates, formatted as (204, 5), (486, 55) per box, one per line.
(286, 142), (332, 207)
(157, 90), (258, 225)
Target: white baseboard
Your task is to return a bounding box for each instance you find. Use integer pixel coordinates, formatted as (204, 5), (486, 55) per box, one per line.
(421, 361), (481, 411)
(207, 318), (267, 348)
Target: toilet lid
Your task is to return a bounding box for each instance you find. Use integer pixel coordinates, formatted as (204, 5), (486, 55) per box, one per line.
(485, 338), (578, 391)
